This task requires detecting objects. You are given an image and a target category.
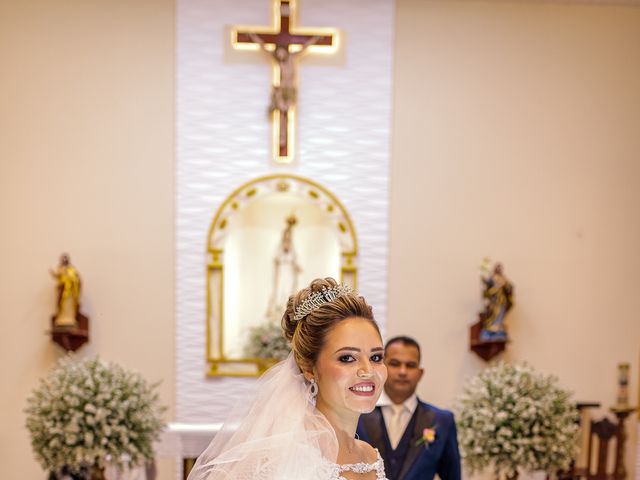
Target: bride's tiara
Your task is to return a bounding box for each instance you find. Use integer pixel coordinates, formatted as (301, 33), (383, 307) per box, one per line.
(293, 284), (353, 322)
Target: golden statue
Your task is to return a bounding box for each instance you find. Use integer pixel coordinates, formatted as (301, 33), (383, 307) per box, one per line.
(50, 253), (82, 328)
(479, 261), (514, 342)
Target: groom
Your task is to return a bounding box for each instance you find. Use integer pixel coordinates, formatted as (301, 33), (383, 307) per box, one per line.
(357, 336), (461, 480)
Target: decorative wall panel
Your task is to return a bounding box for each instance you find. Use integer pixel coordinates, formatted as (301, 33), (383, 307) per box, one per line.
(177, 0), (394, 424)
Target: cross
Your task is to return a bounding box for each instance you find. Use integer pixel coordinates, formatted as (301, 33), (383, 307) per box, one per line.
(232, 0), (338, 163)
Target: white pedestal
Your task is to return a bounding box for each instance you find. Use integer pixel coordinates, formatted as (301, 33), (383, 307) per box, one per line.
(156, 423), (222, 480)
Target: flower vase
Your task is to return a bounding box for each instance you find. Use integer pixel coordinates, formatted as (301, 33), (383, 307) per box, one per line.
(90, 466), (106, 480)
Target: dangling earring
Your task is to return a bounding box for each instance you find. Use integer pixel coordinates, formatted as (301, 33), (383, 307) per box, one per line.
(308, 378), (318, 406)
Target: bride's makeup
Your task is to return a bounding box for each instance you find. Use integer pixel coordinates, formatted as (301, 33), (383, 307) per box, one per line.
(313, 317), (387, 415)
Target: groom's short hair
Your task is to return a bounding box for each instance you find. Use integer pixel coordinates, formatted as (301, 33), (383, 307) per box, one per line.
(385, 336), (421, 362)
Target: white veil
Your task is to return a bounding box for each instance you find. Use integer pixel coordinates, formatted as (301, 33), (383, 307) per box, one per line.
(187, 353), (339, 480)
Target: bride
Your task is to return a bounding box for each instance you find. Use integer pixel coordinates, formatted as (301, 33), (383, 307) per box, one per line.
(188, 277), (389, 480)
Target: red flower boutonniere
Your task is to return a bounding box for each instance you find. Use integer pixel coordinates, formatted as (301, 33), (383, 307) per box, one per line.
(415, 427), (436, 448)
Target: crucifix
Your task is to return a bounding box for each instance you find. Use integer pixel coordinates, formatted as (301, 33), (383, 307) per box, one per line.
(232, 0), (338, 163)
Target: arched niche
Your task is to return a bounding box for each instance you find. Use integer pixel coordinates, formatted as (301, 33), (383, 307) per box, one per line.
(206, 174), (357, 376)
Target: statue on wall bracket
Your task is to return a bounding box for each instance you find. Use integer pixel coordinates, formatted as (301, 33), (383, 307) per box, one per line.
(470, 258), (514, 361)
(49, 253), (89, 351)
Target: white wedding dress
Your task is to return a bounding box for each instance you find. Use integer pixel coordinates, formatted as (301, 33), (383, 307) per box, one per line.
(187, 353), (388, 480)
(330, 450), (387, 480)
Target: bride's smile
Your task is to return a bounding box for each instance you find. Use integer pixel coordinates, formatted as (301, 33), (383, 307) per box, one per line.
(349, 382), (375, 395)
(312, 317), (387, 416)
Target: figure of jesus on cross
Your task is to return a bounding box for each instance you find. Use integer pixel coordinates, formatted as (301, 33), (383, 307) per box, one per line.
(248, 32), (320, 121)
(232, 0), (338, 163)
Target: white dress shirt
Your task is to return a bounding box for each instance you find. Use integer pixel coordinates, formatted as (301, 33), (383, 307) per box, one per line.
(377, 391), (419, 449)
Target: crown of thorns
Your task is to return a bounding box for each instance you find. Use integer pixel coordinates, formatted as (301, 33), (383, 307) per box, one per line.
(293, 284), (353, 322)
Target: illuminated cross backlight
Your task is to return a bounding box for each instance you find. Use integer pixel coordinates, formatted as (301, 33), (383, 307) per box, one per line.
(231, 0), (338, 163)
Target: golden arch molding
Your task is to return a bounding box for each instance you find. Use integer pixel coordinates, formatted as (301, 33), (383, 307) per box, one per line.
(206, 174), (358, 377)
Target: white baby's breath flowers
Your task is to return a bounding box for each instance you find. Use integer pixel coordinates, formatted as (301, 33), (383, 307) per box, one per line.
(455, 363), (579, 479)
(25, 357), (166, 477)
(245, 322), (291, 361)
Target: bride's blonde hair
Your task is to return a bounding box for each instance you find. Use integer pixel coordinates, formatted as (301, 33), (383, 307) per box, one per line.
(281, 277), (380, 372)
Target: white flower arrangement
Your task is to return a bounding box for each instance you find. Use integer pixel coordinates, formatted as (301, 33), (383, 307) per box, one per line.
(245, 321), (291, 361)
(25, 357), (166, 478)
(456, 363), (579, 479)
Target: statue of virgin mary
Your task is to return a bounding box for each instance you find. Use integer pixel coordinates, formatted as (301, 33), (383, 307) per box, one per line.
(265, 214), (302, 323)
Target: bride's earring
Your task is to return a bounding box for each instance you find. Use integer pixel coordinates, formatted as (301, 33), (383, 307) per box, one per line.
(308, 378), (318, 406)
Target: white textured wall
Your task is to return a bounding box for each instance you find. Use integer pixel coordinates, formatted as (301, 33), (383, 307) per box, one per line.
(176, 0), (394, 424)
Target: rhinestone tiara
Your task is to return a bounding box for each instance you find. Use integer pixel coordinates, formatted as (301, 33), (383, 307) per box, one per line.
(293, 284), (353, 322)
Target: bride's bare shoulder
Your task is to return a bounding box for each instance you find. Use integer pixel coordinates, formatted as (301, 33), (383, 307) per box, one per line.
(356, 439), (379, 463)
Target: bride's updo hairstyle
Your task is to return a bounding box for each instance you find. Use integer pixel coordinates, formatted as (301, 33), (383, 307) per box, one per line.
(282, 277), (380, 372)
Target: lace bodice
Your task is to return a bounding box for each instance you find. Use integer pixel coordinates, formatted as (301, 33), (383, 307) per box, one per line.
(330, 449), (388, 480)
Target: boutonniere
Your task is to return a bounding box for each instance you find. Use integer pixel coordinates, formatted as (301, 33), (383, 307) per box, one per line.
(415, 427), (436, 448)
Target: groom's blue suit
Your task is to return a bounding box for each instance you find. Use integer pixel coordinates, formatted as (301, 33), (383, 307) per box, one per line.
(357, 400), (461, 480)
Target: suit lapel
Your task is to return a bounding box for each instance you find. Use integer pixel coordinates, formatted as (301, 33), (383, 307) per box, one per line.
(362, 407), (388, 462)
(397, 402), (436, 480)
